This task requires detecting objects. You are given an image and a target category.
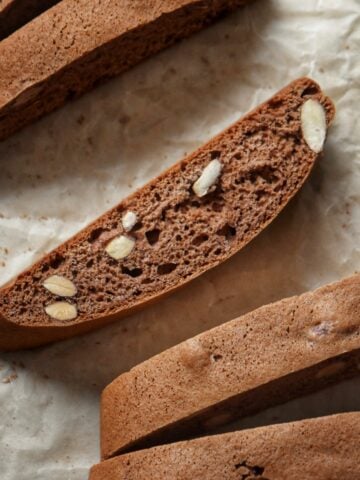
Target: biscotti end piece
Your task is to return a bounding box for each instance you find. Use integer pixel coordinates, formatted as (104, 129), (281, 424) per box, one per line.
(100, 274), (359, 459)
(0, 78), (335, 351)
(90, 413), (360, 480)
(0, 0), (253, 141)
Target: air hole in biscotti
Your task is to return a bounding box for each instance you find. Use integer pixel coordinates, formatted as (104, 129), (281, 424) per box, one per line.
(132, 221), (143, 232)
(269, 98), (283, 109)
(214, 248), (222, 255)
(88, 227), (106, 243)
(175, 234), (182, 242)
(212, 202), (223, 212)
(157, 263), (177, 275)
(155, 192), (161, 201)
(146, 229), (160, 246)
(192, 234), (209, 246)
(255, 189), (267, 201)
(86, 259), (94, 268)
(249, 166), (277, 184)
(252, 466), (265, 476)
(142, 278), (154, 285)
(212, 354), (223, 362)
(301, 85), (319, 97)
(121, 266), (143, 278)
(210, 150), (221, 160)
(49, 253), (65, 269)
(41, 263), (50, 273)
(217, 223), (236, 239)
(191, 200), (200, 208)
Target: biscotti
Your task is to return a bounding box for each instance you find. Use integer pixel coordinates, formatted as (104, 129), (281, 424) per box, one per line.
(0, 0), (252, 142)
(0, 78), (335, 351)
(101, 274), (360, 459)
(0, 0), (59, 40)
(90, 413), (360, 480)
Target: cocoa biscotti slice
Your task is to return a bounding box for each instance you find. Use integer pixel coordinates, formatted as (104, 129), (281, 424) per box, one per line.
(0, 0), (252, 142)
(0, 0), (59, 40)
(101, 274), (360, 459)
(0, 78), (335, 351)
(91, 413), (360, 480)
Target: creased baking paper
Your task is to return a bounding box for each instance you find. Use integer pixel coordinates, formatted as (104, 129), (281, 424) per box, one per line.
(0, 0), (359, 478)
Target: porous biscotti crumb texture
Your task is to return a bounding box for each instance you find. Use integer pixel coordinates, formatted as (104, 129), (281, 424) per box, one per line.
(0, 78), (335, 351)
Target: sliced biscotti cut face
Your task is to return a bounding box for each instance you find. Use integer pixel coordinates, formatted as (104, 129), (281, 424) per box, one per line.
(101, 275), (360, 459)
(91, 413), (360, 480)
(0, 0), (252, 142)
(0, 78), (335, 351)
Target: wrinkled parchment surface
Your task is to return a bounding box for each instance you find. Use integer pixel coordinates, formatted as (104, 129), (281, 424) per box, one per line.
(0, 0), (359, 478)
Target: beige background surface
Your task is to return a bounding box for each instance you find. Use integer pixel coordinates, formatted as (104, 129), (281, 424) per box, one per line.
(0, 0), (359, 478)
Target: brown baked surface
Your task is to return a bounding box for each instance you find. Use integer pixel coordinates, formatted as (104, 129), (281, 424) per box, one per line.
(0, 78), (335, 351)
(0, 0), (251, 141)
(100, 274), (360, 458)
(0, 0), (59, 40)
(91, 413), (360, 479)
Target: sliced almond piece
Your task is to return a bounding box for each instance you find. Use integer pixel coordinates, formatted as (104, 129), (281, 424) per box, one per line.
(122, 211), (138, 232)
(301, 99), (327, 153)
(45, 301), (77, 321)
(105, 235), (135, 260)
(43, 275), (77, 297)
(192, 159), (222, 197)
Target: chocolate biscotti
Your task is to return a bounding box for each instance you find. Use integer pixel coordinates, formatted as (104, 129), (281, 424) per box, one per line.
(0, 0), (59, 40)
(0, 0), (252, 142)
(0, 78), (335, 351)
(91, 413), (360, 480)
(101, 274), (360, 459)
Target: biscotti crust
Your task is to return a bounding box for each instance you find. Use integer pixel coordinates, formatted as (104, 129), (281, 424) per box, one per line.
(0, 78), (335, 350)
(100, 274), (360, 458)
(90, 413), (360, 480)
(0, 0), (251, 141)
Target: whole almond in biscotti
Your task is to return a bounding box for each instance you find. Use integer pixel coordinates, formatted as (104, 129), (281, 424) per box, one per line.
(122, 212), (138, 232)
(192, 159), (222, 197)
(301, 99), (327, 152)
(0, 77), (335, 351)
(105, 236), (136, 260)
(43, 275), (77, 297)
(45, 301), (77, 321)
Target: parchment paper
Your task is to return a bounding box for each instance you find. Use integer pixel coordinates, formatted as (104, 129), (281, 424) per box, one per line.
(0, 0), (359, 478)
